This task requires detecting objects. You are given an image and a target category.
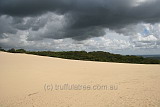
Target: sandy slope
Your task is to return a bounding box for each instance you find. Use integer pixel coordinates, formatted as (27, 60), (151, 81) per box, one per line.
(0, 51), (160, 107)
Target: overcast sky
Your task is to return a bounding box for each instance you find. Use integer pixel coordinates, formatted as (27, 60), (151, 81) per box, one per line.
(0, 0), (160, 55)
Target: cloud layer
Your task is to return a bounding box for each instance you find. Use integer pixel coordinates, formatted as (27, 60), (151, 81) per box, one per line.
(1, 0), (160, 39)
(0, 0), (160, 54)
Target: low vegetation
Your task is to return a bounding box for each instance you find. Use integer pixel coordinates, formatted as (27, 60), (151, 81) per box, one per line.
(0, 47), (160, 64)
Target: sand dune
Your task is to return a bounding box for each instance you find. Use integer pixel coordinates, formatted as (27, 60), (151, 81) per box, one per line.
(0, 51), (160, 107)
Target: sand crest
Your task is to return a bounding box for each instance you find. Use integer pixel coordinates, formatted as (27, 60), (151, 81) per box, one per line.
(0, 51), (160, 107)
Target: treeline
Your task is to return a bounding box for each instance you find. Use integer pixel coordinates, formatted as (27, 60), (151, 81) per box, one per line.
(0, 47), (160, 64)
(147, 57), (160, 60)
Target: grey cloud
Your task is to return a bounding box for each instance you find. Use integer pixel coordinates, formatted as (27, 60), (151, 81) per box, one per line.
(0, 0), (69, 16)
(0, 15), (17, 38)
(13, 16), (48, 31)
(63, 26), (106, 40)
(1, 0), (160, 40)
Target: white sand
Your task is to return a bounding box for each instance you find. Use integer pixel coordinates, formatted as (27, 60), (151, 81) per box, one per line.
(0, 51), (160, 107)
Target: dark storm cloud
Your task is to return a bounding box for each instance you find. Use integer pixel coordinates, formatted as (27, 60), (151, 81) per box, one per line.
(1, 0), (160, 40)
(0, 0), (74, 16)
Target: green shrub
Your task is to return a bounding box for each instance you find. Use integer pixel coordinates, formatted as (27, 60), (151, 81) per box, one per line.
(16, 49), (26, 53)
(8, 48), (16, 53)
(0, 47), (5, 51)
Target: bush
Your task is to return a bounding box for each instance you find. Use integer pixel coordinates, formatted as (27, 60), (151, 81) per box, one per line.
(16, 49), (26, 53)
(8, 48), (16, 53)
(0, 47), (5, 51)
(4, 49), (160, 64)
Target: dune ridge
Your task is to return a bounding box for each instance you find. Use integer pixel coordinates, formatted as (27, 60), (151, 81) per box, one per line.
(0, 51), (160, 107)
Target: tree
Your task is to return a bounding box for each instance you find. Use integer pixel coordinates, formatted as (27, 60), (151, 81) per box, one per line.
(8, 48), (16, 53)
(0, 47), (5, 51)
(16, 49), (26, 53)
